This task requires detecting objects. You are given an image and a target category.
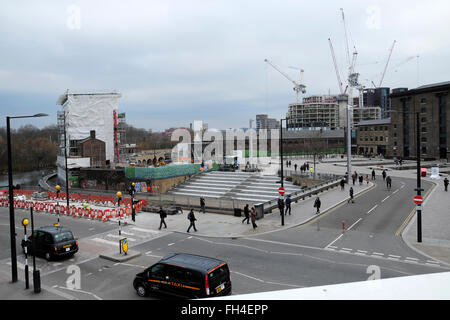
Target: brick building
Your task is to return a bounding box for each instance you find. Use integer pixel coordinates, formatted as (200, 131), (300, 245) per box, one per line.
(388, 82), (450, 160)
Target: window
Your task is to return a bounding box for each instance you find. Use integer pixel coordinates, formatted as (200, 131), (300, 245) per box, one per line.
(421, 117), (427, 123)
(421, 127), (427, 133)
(150, 264), (166, 278)
(420, 98), (427, 104)
(421, 137), (427, 142)
(421, 146), (427, 153)
(375, 137), (378, 141)
(421, 107), (426, 113)
(380, 136), (383, 142)
(54, 232), (74, 243)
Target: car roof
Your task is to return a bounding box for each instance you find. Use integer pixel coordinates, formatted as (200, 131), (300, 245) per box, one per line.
(38, 226), (72, 234)
(160, 253), (227, 273)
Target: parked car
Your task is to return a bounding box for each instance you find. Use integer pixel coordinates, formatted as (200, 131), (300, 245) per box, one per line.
(133, 253), (232, 299)
(21, 225), (78, 261)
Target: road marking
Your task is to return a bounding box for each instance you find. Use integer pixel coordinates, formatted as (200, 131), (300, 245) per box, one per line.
(387, 256), (400, 260)
(357, 250), (368, 253)
(371, 252), (384, 256)
(131, 227), (160, 234)
(325, 234), (344, 249)
(393, 189), (399, 194)
(168, 243), (175, 246)
(6, 261), (25, 270)
(388, 254), (401, 258)
(347, 218), (362, 230)
(381, 195), (390, 202)
(395, 182), (435, 236)
(121, 231), (135, 236)
(405, 257), (419, 261)
(367, 205), (377, 214)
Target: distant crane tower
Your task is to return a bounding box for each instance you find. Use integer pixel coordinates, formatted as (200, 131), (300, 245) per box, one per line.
(378, 40), (396, 87)
(328, 38), (344, 95)
(264, 59), (306, 103)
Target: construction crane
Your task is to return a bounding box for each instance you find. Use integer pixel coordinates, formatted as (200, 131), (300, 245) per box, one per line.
(328, 38), (344, 95)
(264, 59), (306, 103)
(378, 40), (396, 87)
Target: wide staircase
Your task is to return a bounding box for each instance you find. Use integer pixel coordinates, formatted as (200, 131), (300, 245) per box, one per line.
(167, 171), (303, 203)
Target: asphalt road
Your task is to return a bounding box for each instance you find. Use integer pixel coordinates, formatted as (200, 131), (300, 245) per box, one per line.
(0, 177), (447, 300)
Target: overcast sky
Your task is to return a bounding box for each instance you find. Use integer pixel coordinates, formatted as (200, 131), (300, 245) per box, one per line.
(1, 0), (449, 131)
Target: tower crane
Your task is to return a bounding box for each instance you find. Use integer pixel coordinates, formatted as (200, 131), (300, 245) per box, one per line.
(264, 59), (306, 103)
(328, 38), (344, 95)
(378, 40), (396, 87)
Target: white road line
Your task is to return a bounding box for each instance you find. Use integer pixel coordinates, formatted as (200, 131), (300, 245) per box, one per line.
(325, 234), (344, 249)
(427, 260), (440, 264)
(367, 205), (377, 214)
(6, 261), (25, 270)
(329, 246), (337, 249)
(121, 231), (135, 236)
(382, 196), (390, 202)
(146, 254), (164, 258)
(357, 250), (368, 253)
(393, 189), (399, 194)
(342, 248), (353, 251)
(131, 227), (160, 234)
(405, 257), (419, 261)
(168, 243), (175, 246)
(372, 252), (384, 256)
(388, 255), (401, 258)
(347, 218), (362, 230)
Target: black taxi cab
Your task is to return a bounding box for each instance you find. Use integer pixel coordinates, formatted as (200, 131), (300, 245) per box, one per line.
(21, 225), (78, 261)
(133, 253), (232, 299)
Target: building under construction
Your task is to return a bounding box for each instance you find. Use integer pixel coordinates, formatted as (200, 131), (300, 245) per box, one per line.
(56, 91), (123, 185)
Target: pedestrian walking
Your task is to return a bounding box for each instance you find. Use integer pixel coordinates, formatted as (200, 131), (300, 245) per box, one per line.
(313, 197), (321, 214)
(340, 178), (345, 190)
(288, 160), (291, 167)
(348, 187), (354, 203)
(285, 195), (292, 215)
(386, 176), (392, 190)
(352, 172), (356, 185)
(200, 197), (206, 213)
(444, 177), (449, 192)
(158, 207), (167, 230)
(382, 169), (387, 181)
(359, 175), (363, 185)
(242, 204), (250, 224)
(187, 209), (198, 232)
(278, 197), (285, 216)
(366, 175), (370, 184)
(294, 163), (298, 172)
(371, 169), (376, 180)
(250, 206), (258, 230)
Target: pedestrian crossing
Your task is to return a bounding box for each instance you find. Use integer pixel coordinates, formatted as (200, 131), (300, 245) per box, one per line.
(325, 245), (444, 267)
(89, 226), (164, 249)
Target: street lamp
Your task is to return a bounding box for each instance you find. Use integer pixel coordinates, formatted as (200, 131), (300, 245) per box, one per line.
(389, 110), (423, 242)
(279, 118), (287, 226)
(117, 191), (122, 235)
(55, 185), (61, 224)
(6, 113), (48, 283)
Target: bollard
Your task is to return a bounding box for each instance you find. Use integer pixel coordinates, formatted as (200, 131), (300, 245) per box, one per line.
(342, 221), (345, 232)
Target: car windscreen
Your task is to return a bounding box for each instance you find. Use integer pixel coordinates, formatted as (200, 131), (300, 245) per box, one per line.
(53, 231), (74, 243)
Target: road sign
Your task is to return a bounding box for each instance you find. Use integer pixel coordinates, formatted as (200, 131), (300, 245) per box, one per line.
(278, 187), (285, 195)
(413, 195), (423, 205)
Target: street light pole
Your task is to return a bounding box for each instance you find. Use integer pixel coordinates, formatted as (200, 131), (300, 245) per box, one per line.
(279, 119), (286, 226)
(415, 112), (422, 242)
(63, 112), (70, 213)
(6, 116), (17, 283)
(6, 113), (48, 283)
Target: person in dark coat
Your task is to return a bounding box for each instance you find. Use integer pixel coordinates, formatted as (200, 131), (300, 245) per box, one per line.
(278, 197), (285, 216)
(340, 178), (345, 190)
(285, 195), (292, 215)
(187, 209), (197, 232)
(371, 169), (376, 180)
(444, 177), (449, 192)
(382, 169), (387, 181)
(386, 176), (392, 189)
(158, 207), (167, 230)
(242, 204), (250, 224)
(314, 197), (321, 214)
(359, 175), (363, 185)
(348, 187), (354, 203)
(294, 163), (298, 171)
(200, 197), (206, 213)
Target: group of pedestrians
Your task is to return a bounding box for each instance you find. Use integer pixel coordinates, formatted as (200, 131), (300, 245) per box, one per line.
(158, 206), (199, 232)
(242, 204), (258, 229)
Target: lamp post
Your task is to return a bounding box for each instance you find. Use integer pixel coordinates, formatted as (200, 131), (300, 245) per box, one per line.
(62, 111), (70, 214)
(389, 110), (422, 242)
(6, 113), (48, 283)
(279, 118), (287, 226)
(21, 218), (29, 289)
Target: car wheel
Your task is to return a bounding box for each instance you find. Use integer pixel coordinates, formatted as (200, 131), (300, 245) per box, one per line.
(136, 284), (148, 297)
(44, 252), (52, 261)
